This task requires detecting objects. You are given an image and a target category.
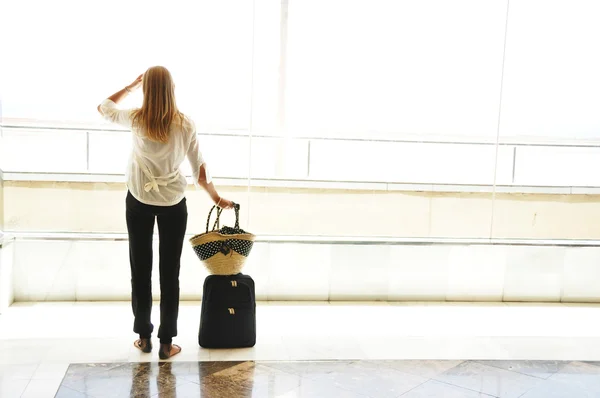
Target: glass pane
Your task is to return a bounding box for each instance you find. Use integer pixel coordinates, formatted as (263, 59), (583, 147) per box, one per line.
(2, 128), (87, 173)
(0, 0), (254, 131)
(493, 0), (600, 240)
(499, 1), (600, 141)
(248, 0), (510, 239)
(285, 0), (508, 140)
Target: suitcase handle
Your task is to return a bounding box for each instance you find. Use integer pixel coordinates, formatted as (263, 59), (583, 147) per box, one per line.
(205, 203), (241, 233)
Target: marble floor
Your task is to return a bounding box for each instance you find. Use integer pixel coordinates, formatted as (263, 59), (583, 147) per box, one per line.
(2, 301), (600, 397)
(51, 360), (600, 397)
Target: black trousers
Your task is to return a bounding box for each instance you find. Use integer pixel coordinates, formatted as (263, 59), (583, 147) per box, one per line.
(125, 191), (188, 344)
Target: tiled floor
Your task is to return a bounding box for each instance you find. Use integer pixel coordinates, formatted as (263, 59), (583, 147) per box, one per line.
(1, 301), (600, 397)
(50, 360), (600, 398)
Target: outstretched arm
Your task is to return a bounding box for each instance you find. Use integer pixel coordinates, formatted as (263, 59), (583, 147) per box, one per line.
(186, 122), (234, 209)
(196, 164), (234, 209)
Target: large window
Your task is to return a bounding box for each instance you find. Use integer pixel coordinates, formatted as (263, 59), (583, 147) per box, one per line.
(2, 0), (600, 240)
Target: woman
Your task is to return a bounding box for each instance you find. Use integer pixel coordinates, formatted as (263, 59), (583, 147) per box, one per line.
(97, 66), (234, 359)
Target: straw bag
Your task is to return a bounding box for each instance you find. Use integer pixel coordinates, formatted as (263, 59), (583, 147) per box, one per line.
(189, 204), (255, 275)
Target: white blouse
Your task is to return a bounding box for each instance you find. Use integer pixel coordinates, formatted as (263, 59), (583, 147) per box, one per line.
(99, 99), (211, 206)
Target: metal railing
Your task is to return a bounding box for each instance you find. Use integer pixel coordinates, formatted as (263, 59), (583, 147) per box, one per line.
(4, 121), (600, 147)
(3, 122), (600, 192)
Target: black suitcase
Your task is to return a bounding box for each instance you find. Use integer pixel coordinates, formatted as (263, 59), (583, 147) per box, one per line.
(199, 273), (256, 348)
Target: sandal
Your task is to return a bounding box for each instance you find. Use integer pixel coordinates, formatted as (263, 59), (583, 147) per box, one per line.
(159, 344), (182, 360)
(134, 338), (153, 354)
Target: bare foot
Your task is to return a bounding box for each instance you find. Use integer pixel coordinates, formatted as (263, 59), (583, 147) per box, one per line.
(134, 338), (152, 353)
(159, 344), (182, 360)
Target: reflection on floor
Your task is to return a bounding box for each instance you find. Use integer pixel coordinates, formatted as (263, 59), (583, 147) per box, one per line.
(51, 360), (600, 398)
(3, 302), (600, 396)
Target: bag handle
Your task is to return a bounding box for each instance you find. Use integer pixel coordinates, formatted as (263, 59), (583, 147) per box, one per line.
(205, 203), (241, 233)
(233, 203), (240, 229)
(205, 206), (223, 233)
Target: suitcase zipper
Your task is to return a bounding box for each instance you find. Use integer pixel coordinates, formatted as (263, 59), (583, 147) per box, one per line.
(228, 308), (236, 315)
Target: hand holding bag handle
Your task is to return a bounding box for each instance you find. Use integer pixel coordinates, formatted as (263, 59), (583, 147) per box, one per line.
(204, 203), (241, 233)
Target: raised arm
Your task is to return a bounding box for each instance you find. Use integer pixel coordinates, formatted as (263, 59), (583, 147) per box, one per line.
(97, 74), (143, 126)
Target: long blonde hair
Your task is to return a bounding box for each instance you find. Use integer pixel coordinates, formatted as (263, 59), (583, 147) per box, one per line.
(131, 66), (185, 143)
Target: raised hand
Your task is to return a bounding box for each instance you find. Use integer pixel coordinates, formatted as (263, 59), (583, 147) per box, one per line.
(127, 74), (143, 92)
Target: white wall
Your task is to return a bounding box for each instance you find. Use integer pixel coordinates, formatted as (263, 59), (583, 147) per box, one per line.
(10, 238), (600, 302)
(0, 167), (4, 231)
(4, 181), (600, 240)
(0, 238), (14, 312)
